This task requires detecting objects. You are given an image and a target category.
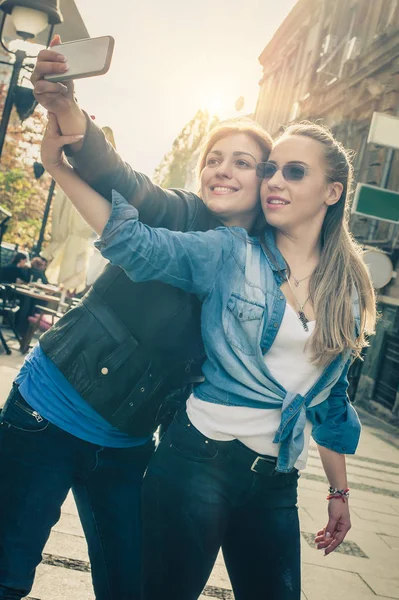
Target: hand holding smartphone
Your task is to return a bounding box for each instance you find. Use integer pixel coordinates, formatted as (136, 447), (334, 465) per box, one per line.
(44, 36), (115, 83)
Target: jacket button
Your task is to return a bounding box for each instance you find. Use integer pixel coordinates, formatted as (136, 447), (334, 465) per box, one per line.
(140, 387), (145, 392)
(273, 323), (278, 328)
(129, 402), (134, 407)
(279, 296), (284, 300)
(101, 367), (109, 375)
(238, 312), (243, 318)
(289, 407), (293, 412)
(342, 447), (346, 451)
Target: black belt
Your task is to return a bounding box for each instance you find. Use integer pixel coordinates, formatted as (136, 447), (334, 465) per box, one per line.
(179, 410), (297, 477)
(233, 438), (297, 477)
(250, 455), (279, 476)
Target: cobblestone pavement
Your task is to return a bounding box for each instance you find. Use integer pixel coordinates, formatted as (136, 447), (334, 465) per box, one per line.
(1, 338), (398, 599)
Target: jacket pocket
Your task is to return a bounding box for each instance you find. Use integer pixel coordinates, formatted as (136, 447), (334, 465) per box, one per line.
(223, 293), (264, 355)
(98, 337), (139, 375)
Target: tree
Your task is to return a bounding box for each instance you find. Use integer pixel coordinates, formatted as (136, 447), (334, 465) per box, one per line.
(0, 65), (50, 251)
(153, 109), (219, 189)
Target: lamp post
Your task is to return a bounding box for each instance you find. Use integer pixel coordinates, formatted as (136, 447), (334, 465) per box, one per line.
(32, 159), (55, 255)
(0, 0), (63, 160)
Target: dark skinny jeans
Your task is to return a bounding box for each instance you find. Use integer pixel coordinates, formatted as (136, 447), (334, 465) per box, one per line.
(142, 409), (301, 600)
(0, 384), (154, 600)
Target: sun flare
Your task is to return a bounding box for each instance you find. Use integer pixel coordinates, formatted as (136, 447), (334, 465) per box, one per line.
(200, 93), (233, 118)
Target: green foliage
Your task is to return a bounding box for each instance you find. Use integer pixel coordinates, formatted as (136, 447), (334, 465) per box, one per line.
(154, 109), (219, 189)
(0, 70), (49, 250)
(0, 167), (50, 248)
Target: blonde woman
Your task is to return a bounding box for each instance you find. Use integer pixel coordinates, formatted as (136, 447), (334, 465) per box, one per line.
(41, 117), (375, 600)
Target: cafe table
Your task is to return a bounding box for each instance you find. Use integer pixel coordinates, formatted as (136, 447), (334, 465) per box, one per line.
(29, 281), (61, 295)
(10, 283), (61, 305)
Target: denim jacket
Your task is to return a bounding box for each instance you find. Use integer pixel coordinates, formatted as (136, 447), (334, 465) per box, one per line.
(95, 191), (362, 472)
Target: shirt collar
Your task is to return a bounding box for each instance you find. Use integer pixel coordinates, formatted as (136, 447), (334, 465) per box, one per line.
(262, 227), (287, 273)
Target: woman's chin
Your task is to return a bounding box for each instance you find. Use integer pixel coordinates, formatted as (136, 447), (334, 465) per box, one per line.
(203, 197), (231, 216)
(264, 211), (284, 226)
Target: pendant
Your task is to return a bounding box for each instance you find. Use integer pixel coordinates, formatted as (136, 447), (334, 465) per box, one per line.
(298, 310), (309, 332)
(290, 275), (300, 286)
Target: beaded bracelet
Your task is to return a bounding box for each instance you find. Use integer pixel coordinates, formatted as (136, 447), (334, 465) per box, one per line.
(326, 487), (350, 503)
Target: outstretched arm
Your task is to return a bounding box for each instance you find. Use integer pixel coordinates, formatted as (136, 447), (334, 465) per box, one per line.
(41, 113), (112, 234)
(32, 38), (206, 230)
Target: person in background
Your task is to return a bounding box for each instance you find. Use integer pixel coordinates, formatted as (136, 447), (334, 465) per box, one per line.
(29, 257), (49, 284)
(0, 252), (29, 284)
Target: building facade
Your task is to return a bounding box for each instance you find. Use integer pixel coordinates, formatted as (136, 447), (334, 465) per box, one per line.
(254, 0), (399, 419)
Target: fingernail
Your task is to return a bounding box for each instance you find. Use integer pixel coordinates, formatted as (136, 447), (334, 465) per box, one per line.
(325, 532), (331, 539)
(61, 63), (69, 70)
(57, 54), (67, 61)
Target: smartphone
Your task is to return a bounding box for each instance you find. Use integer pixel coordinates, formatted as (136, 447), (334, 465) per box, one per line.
(44, 36), (115, 83)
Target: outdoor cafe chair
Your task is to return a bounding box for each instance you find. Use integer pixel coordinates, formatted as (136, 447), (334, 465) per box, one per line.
(0, 284), (21, 354)
(19, 295), (81, 354)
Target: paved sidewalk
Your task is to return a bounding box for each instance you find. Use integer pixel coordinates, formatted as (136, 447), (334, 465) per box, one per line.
(1, 339), (398, 599)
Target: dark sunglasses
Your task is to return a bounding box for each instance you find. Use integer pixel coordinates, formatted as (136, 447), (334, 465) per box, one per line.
(256, 162), (309, 181)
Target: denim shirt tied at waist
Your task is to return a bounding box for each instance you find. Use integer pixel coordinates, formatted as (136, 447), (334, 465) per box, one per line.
(95, 191), (362, 473)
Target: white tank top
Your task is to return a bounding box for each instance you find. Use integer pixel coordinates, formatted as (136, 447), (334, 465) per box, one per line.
(187, 303), (324, 470)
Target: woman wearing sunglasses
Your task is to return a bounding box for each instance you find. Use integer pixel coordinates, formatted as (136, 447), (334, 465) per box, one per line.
(41, 118), (376, 600)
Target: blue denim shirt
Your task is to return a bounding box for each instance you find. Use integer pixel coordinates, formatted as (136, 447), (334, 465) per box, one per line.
(95, 191), (361, 473)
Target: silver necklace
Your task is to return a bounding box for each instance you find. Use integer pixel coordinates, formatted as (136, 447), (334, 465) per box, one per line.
(290, 272), (312, 287)
(285, 275), (310, 331)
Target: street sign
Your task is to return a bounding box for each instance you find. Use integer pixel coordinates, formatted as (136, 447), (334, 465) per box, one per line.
(352, 183), (399, 224)
(368, 112), (399, 150)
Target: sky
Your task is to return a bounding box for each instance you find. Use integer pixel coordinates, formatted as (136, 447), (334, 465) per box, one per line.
(73, 0), (298, 176)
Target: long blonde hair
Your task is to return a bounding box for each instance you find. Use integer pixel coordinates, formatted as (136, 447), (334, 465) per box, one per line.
(276, 122), (376, 365)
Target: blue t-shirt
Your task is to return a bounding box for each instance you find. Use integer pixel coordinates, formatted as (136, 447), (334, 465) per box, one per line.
(15, 344), (148, 448)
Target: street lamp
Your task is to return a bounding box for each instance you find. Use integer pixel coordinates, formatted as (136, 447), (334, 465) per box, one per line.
(32, 159), (55, 255)
(0, 0), (63, 159)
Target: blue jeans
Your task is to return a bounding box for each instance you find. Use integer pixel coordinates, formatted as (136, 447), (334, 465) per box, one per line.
(142, 409), (301, 600)
(0, 385), (154, 600)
